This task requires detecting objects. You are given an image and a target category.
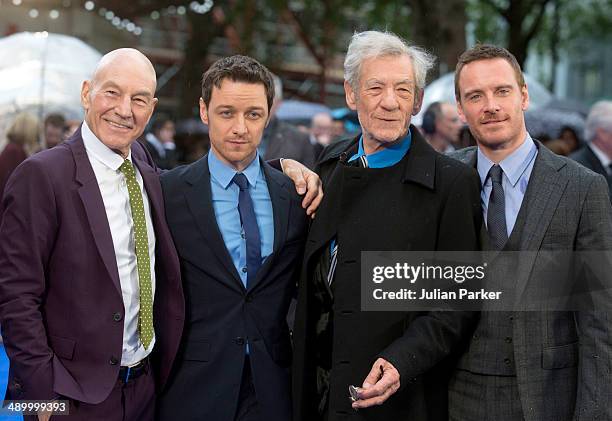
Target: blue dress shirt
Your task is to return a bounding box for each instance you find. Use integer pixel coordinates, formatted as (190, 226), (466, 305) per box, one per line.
(208, 150), (274, 288)
(477, 134), (538, 237)
(348, 130), (412, 168)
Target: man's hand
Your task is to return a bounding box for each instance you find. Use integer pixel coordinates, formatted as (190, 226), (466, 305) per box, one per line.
(37, 410), (52, 421)
(351, 358), (400, 409)
(280, 159), (323, 217)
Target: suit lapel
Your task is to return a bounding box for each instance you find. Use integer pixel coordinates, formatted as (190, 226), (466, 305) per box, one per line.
(183, 156), (244, 291)
(248, 161), (290, 291)
(513, 143), (568, 301)
(70, 134), (122, 295)
(132, 153), (164, 237)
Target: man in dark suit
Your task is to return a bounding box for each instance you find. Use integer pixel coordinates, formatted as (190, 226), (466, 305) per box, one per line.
(569, 100), (612, 201)
(292, 30), (482, 421)
(0, 49), (185, 420)
(157, 55), (308, 421)
(259, 76), (317, 169)
(448, 44), (612, 421)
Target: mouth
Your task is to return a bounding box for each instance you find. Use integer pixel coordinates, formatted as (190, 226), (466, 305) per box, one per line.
(104, 119), (133, 130)
(481, 118), (507, 125)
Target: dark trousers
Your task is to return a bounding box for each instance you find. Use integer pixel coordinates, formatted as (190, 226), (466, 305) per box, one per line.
(24, 361), (155, 421)
(234, 356), (261, 421)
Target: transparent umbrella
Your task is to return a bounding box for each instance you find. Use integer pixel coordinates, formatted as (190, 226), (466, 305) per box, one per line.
(0, 31), (102, 142)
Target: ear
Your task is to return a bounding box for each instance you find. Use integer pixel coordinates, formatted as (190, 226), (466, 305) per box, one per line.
(80, 80), (91, 110)
(411, 89), (424, 116)
(456, 99), (468, 124)
(199, 97), (209, 126)
(344, 80), (357, 111)
(521, 83), (530, 111)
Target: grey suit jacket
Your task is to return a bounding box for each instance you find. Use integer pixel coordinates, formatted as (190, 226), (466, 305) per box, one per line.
(450, 142), (612, 421)
(569, 144), (612, 201)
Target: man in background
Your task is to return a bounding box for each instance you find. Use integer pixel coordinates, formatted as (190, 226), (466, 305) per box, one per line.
(142, 114), (177, 169)
(421, 101), (463, 153)
(309, 112), (334, 158)
(43, 113), (66, 149)
(569, 100), (612, 201)
(259, 75), (317, 169)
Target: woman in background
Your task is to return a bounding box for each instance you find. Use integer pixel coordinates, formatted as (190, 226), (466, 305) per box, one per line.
(0, 112), (41, 200)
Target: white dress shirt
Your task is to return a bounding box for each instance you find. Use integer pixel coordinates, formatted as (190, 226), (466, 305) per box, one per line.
(82, 121), (156, 366)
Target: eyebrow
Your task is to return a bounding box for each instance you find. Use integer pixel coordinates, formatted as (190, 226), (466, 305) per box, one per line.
(101, 81), (153, 98)
(364, 78), (414, 86)
(214, 105), (266, 112)
(463, 84), (515, 98)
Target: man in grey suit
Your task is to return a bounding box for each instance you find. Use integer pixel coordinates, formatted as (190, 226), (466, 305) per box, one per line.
(569, 100), (612, 201)
(448, 44), (612, 420)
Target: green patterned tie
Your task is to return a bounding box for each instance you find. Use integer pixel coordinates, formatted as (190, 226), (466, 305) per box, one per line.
(119, 159), (154, 349)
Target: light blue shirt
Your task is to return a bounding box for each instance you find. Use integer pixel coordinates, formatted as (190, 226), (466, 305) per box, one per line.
(477, 134), (538, 237)
(348, 130), (412, 168)
(208, 150), (274, 288)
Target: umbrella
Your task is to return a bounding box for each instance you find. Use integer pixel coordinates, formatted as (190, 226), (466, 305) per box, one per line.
(276, 100), (331, 125)
(0, 32), (102, 123)
(413, 72), (554, 126)
(525, 107), (585, 141)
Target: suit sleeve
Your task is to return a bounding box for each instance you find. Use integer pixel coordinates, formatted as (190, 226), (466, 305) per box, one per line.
(378, 165), (481, 384)
(0, 158), (59, 400)
(572, 174), (612, 420)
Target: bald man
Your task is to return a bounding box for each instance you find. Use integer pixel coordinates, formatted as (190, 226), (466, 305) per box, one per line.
(0, 49), (185, 421)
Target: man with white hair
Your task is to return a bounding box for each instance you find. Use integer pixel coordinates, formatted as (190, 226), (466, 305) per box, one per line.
(570, 100), (612, 200)
(292, 30), (482, 421)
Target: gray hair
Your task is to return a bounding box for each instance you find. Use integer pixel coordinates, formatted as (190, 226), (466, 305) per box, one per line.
(585, 100), (612, 142)
(343, 30), (435, 92)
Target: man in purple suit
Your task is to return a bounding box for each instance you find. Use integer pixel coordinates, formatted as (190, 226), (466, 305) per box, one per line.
(0, 49), (185, 420)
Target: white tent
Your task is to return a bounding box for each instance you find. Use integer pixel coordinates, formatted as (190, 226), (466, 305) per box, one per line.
(0, 32), (102, 146)
(413, 72), (553, 126)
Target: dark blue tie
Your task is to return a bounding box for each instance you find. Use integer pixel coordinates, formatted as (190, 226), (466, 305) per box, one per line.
(233, 173), (262, 287)
(487, 164), (508, 250)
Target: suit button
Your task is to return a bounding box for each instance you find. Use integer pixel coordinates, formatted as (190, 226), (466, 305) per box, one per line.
(242, 267), (247, 273)
(473, 333), (479, 340)
(113, 312), (122, 322)
(110, 356), (119, 365)
(505, 337), (512, 343)
(504, 358), (511, 365)
(235, 337), (245, 345)
(245, 295), (253, 302)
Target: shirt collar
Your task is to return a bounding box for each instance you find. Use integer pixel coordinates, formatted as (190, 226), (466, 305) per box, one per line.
(588, 143), (611, 168)
(348, 129), (412, 168)
(208, 149), (261, 190)
(81, 120), (131, 171)
(477, 133), (537, 187)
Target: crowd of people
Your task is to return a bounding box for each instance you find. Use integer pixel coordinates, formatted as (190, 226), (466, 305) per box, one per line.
(1, 28), (612, 421)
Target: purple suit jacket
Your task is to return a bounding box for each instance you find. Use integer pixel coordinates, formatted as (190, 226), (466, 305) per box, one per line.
(0, 129), (185, 404)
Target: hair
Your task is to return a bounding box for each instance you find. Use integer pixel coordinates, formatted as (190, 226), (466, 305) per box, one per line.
(151, 113), (173, 134)
(584, 100), (612, 143)
(7, 112), (41, 156)
(343, 30), (435, 93)
(422, 102), (443, 135)
(44, 113), (65, 128)
(455, 44), (525, 102)
(201, 55), (275, 112)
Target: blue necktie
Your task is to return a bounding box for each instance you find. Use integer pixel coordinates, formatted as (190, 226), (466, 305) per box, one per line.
(233, 173), (262, 287)
(487, 164), (508, 250)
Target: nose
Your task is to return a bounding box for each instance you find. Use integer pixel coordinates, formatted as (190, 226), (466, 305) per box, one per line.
(114, 95), (132, 119)
(483, 94), (501, 113)
(380, 87), (400, 110)
(232, 115), (247, 136)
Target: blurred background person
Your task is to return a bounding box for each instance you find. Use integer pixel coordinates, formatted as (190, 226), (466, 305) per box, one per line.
(64, 119), (81, 140)
(421, 101), (463, 152)
(569, 100), (612, 199)
(142, 113), (178, 169)
(43, 112), (66, 149)
(0, 112), (40, 200)
(259, 75), (317, 168)
(309, 111), (334, 158)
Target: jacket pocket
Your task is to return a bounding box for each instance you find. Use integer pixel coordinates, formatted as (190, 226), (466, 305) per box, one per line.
(542, 342), (578, 369)
(182, 340), (211, 362)
(49, 335), (76, 360)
